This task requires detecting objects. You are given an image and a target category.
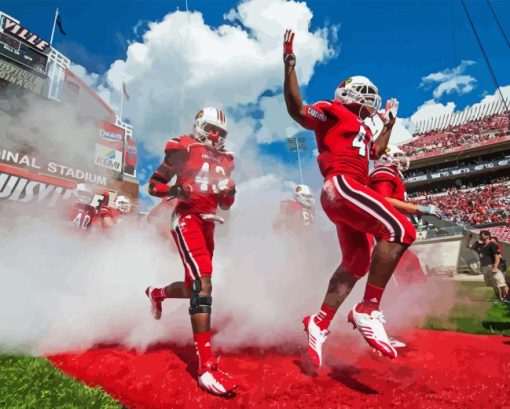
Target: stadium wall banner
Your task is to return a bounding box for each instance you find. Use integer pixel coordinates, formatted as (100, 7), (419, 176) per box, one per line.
(123, 138), (137, 177)
(406, 158), (510, 183)
(0, 147), (107, 186)
(411, 134), (510, 161)
(0, 162), (75, 207)
(0, 58), (46, 94)
(94, 121), (124, 172)
(0, 15), (49, 76)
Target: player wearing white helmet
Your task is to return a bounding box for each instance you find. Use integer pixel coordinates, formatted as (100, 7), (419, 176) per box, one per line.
(113, 195), (131, 214)
(98, 193), (130, 228)
(334, 76), (383, 119)
(372, 145), (443, 219)
(274, 184), (315, 231)
(146, 107), (237, 396)
(193, 107), (228, 151)
(284, 29), (417, 364)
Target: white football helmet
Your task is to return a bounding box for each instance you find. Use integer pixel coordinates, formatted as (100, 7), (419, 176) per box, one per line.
(193, 107), (228, 150)
(75, 183), (92, 204)
(294, 184), (315, 207)
(113, 195), (131, 214)
(377, 145), (410, 172)
(334, 76), (382, 118)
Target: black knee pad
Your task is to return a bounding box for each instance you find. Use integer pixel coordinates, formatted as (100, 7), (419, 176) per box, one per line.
(189, 279), (212, 315)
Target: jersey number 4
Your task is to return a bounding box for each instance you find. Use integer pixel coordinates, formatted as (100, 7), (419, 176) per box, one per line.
(352, 127), (367, 157)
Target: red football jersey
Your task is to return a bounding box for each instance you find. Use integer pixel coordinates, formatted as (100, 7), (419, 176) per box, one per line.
(368, 165), (407, 201)
(99, 206), (123, 225)
(152, 135), (235, 215)
(302, 100), (374, 184)
(70, 203), (96, 230)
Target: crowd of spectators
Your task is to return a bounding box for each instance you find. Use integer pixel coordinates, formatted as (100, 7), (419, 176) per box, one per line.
(410, 178), (510, 226)
(402, 113), (509, 157)
(405, 152), (510, 179)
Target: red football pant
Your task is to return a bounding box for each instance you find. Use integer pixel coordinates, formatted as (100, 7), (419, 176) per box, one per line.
(171, 213), (215, 288)
(321, 175), (416, 278)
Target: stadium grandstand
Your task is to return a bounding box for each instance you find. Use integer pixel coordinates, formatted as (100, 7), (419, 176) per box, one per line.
(400, 98), (510, 275)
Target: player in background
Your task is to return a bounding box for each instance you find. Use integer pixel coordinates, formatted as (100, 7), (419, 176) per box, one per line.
(145, 107), (237, 396)
(369, 145), (444, 285)
(69, 183), (97, 231)
(273, 184), (315, 232)
(98, 194), (131, 228)
(283, 29), (416, 365)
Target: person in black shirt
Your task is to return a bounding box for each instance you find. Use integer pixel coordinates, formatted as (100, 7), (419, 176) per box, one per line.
(468, 230), (508, 302)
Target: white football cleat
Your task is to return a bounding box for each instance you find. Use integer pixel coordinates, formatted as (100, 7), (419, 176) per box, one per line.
(145, 286), (162, 320)
(302, 315), (330, 367)
(389, 337), (406, 348)
(347, 304), (397, 359)
(197, 358), (237, 396)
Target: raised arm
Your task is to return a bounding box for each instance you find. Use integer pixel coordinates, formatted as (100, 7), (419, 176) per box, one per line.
(283, 30), (308, 126)
(372, 99), (399, 159)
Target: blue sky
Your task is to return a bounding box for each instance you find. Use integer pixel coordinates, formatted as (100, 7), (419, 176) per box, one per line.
(2, 0), (510, 209)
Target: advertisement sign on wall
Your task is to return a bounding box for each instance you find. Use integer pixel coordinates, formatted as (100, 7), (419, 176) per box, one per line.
(94, 121), (124, 172)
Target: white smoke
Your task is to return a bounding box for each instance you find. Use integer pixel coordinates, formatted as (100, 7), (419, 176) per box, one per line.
(0, 0), (455, 359)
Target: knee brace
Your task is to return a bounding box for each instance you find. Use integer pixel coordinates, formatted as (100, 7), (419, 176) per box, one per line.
(189, 279), (212, 315)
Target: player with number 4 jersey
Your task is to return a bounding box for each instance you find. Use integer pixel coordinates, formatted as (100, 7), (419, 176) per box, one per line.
(145, 107), (237, 397)
(283, 29), (416, 364)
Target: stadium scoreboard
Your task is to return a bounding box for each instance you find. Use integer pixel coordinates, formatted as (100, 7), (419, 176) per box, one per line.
(0, 15), (49, 77)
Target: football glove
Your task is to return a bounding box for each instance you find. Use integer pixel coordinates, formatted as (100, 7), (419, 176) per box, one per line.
(378, 98), (399, 126)
(418, 204), (444, 219)
(283, 29), (296, 66)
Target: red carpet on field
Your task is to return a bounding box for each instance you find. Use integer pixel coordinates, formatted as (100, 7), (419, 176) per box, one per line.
(49, 330), (510, 409)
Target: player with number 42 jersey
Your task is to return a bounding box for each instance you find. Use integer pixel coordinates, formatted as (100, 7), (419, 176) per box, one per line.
(146, 107), (237, 397)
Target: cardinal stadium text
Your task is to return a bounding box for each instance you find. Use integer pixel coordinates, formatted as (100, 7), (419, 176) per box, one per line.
(0, 148), (106, 186)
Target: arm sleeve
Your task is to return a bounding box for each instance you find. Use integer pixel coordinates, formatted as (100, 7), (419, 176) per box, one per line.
(148, 139), (186, 197)
(301, 102), (330, 130)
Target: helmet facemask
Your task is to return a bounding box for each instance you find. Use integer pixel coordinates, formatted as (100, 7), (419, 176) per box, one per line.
(335, 77), (382, 119)
(294, 185), (315, 207)
(193, 108), (228, 150)
(379, 146), (410, 172)
(114, 196), (131, 214)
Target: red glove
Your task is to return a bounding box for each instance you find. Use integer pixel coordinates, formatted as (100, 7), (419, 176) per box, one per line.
(283, 29), (296, 66)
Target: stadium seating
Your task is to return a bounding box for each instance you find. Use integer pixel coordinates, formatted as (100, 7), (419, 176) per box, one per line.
(411, 179), (510, 226)
(402, 113), (509, 158)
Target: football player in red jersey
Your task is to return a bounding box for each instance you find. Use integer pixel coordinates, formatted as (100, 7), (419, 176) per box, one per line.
(273, 184), (315, 232)
(369, 145), (443, 286)
(145, 107), (237, 396)
(98, 194), (131, 228)
(69, 183), (97, 231)
(283, 30), (416, 364)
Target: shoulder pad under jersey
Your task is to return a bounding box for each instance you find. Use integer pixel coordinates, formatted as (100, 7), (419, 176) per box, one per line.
(164, 135), (195, 153)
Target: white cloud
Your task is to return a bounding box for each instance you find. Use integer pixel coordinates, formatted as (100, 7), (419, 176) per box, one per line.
(100, 0), (336, 158)
(255, 93), (301, 143)
(420, 60), (477, 99)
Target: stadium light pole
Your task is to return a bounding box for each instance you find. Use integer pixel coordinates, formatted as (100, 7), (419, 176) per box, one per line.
(287, 136), (306, 185)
